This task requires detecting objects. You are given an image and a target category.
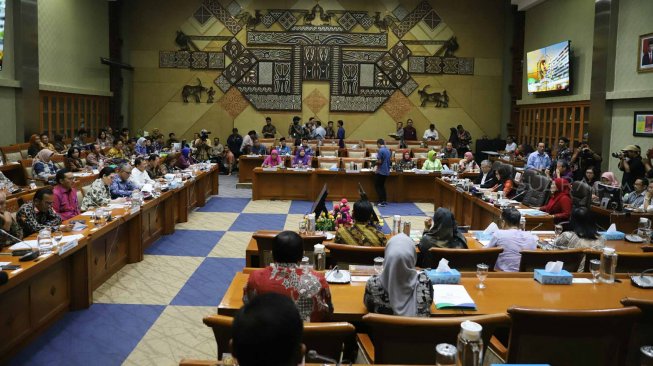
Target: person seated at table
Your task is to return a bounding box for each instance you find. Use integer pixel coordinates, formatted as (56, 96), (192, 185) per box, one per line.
(175, 147), (193, 169)
(64, 147), (85, 172)
(85, 143), (105, 168)
(123, 138), (137, 157)
(504, 136), (517, 154)
(549, 207), (605, 271)
(130, 157), (155, 189)
(209, 137), (224, 164)
(486, 208), (538, 272)
(262, 149), (283, 168)
(364, 233), (434, 317)
(540, 178), (572, 222)
(53, 134), (68, 154)
(222, 146), (235, 175)
(96, 129), (110, 148)
(52, 169), (80, 221)
(300, 137), (314, 156)
(638, 180), (653, 212)
(0, 191), (23, 246)
(422, 150), (443, 171)
(233, 293), (305, 366)
(592, 171), (620, 200)
(244, 231), (333, 322)
(71, 128), (88, 150)
(250, 138), (267, 155)
(458, 151), (478, 172)
(166, 132), (179, 149)
(27, 134), (42, 158)
(335, 200), (387, 246)
(417, 207), (467, 267)
(80, 167), (118, 211)
(396, 150), (415, 171)
(441, 142), (458, 159)
(146, 154), (165, 179)
(547, 159), (573, 182)
(514, 143), (532, 161)
(110, 164), (137, 199)
(276, 137), (292, 156)
(292, 147), (312, 168)
(33, 149), (58, 184)
(582, 167), (598, 187)
(40, 133), (56, 152)
(491, 164), (515, 198)
(135, 137), (148, 156)
(106, 139), (126, 159)
(423, 123), (439, 141)
(16, 187), (63, 236)
(624, 178), (648, 209)
(475, 160), (497, 188)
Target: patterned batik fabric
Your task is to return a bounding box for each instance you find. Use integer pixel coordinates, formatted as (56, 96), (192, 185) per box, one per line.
(243, 263), (333, 322)
(363, 272), (434, 317)
(335, 223), (388, 247)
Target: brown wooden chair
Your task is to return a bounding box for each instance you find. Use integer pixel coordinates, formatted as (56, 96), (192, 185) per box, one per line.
(584, 250), (653, 273)
(343, 140), (362, 149)
(404, 140), (422, 148)
(252, 230), (327, 267)
(0, 145), (24, 164)
(14, 142), (30, 159)
(505, 306), (641, 366)
(412, 148), (430, 159)
(203, 314), (356, 362)
(6, 192), (36, 213)
(345, 148), (366, 158)
(621, 297), (653, 365)
(19, 159), (47, 186)
(340, 157), (366, 170)
(360, 313), (510, 365)
(324, 243), (385, 267)
(319, 146), (339, 157)
(317, 157), (340, 169)
(518, 248), (585, 272)
(427, 247), (503, 271)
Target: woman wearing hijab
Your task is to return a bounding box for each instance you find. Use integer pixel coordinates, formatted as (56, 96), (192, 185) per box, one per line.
(422, 150), (443, 171)
(64, 147), (85, 172)
(417, 207), (467, 268)
(364, 234), (434, 317)
(262, 149), (283, 168)
(28, 134), (42, 158)
(33, 149), (58, 183)
(492, 164), (515, 198)
(458, 151), (478, 172)
(176, 147), (193, 169)
(540, 178), (572, 222)
(292, 147), (311, 168)
(396, 150), (414, 171)
(592, 171), (619, 199)
(135, 137), (148, 156)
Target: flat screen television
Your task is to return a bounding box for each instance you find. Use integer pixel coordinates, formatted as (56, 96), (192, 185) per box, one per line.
(527, 40), (571, 94)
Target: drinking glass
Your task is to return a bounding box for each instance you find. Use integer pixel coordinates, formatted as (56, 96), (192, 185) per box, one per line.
(589, 259), (601, 283)
(554, 224), (563, 238)
(476, 263), (489, 289)
(53, 230), (63, 250)
(373, 257), (384, 275)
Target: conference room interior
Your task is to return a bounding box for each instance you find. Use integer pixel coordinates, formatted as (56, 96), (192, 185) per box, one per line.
(1, 0), (653, 365)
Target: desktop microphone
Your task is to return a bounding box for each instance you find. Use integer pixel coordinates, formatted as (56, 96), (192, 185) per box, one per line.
(510, 190), (528, 202)
(0, 229), (26, 245)
(307, 350), (338, 365)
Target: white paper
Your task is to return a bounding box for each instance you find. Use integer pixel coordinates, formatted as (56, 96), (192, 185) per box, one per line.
(432, 285), (476, 309)
(544, 261), (564, 273)
(8, 241), (37, 250)
(479, 240), (491, 247)
(572, 278), (593, 284)
(351, 275), (371, 282)
(607, 224), (617, 233)
(483, 222), (499, 235)
(325, 232), (335, 240)
(141, 183), (153, 192)
(0, 262), (10, 266)
(80, 211), (96, 216)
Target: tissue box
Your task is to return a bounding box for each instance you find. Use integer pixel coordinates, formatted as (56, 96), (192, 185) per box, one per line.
(534, 269), (573, 285)
(599, 231), (625, 240)
(426, 269), (461, 284)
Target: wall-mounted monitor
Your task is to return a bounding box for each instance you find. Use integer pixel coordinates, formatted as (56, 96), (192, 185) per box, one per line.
(526, 40), (571, 94)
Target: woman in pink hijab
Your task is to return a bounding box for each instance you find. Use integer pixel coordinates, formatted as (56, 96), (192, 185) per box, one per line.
(262, 149), (283, 168)
(458, 151), (478, 172)
(592, 171), (620, 201)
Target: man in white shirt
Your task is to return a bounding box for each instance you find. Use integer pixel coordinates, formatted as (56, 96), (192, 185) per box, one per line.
(313, 120), (326, 140)
(423, 123), (439, 141)
(487, 208), (538, 272)
(505, 136), (517, 153)
(130, 157), (155, 189)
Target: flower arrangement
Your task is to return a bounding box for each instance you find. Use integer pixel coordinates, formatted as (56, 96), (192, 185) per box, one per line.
(314, 198), (353, 231)
(315, 211), (336, 231)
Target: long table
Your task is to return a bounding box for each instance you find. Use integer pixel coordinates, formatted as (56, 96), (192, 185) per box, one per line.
(252, 168), (477, 203)
(0, 166), (219, 362)
(218, 271), (652, 322)
(434, 178), (555, 230)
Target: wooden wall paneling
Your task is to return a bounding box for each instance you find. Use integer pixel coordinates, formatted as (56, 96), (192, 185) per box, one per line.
(47, 96), (53, 137)
(55, 96), (61, 136)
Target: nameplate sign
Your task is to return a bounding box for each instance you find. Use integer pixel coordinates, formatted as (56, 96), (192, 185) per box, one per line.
(58, 240), (78, 256)
(262, 167), (278, 172)
(345, 169), (361, 174)
(414, 170), (432, 174)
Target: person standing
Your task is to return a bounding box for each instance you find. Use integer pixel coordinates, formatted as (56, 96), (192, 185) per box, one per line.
(261, 117), (276, 138)
(455, 124), (472, 155)
(314, 120), (326, 140)
(403, 119), (417, 141)
(618, 144), (645, 193)
(337, 120), (346, 148)
(288, 116), (303, 146)
(227, 128), (243, 159)
(325, 120), (335, 139)
(395, 121), (405, 147)
(375, 139), (391, 207)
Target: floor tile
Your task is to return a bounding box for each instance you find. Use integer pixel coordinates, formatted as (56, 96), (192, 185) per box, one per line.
(196, 197), (251, 213)
(242, 199), (291, 214)
(9, 304), (164, 366)
(377, 202), (426, 216)
(122, 305), (217, 366)
(145, 230), (225, 257)
(284, 214), (306, 231)
(289, 200), (315, 214)
(94, 255), (204, 305)
(208, 231), (252, 258)
(415, 202), (435, 216)
(229, 213), (287, 231)
(175, 212), (239, 231)
(171, 258), (245, 306)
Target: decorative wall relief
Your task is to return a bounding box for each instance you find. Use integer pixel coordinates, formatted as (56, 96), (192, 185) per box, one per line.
(181, 78), (207, 103)
(159, 1), (475, 110)
(418, 85), (449, 108)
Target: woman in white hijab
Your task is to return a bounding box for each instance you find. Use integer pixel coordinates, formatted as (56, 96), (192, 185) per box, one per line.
(363, 233), (434, 317)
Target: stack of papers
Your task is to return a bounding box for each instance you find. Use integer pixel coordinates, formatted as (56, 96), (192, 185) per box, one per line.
(517, 209), (548, 216)
(433, 284), (477, 310)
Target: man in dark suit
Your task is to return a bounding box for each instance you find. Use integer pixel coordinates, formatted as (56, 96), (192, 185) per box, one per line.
(643, 42), (653, 66)
(475, 160), (497, 188)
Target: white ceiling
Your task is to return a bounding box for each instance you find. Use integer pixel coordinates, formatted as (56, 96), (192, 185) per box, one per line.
(511, 0), (548, 11)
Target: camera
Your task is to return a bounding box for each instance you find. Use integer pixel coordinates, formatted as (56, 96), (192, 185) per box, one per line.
(611, 152), (623, 159)
(200, 130), (211, 141)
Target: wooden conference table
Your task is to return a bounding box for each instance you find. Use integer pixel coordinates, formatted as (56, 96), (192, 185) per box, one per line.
(434, 177), (555, 230)
(0, 166), (219, 362)
(252, 167), (477, 203)
(218, 271), (652, 322)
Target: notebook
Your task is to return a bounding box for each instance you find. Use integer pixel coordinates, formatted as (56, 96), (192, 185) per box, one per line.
(433, 284), (477, 310)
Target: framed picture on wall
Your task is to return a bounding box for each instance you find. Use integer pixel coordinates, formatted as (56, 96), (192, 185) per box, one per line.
(638, 32), (653, 73)
(633, 111), (653, 137)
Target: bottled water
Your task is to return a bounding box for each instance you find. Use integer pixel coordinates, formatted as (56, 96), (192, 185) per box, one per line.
(599, 247), (618, 284)
(313, 244), (326, 271)
(519, 217), (526, 231)
(457, 320), (483, 366)
(37, 228), (54, 255)
(131, 190), (143, 208)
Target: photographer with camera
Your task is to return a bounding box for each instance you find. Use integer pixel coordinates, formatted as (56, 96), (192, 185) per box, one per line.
(617, 145), (645, 193)
(193, 130), (212, 161)
(570, 141), (602, 181)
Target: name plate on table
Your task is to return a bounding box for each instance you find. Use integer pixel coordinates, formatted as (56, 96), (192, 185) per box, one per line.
(58, 240), (78, 256)
(414, 170), (433, 174)
(345, 169), (360, 174)
(262, 167), (278, 172)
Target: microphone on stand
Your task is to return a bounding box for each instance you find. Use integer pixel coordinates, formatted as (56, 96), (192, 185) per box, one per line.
(307, 350), (339, 365)
(0, 229), (28, 247)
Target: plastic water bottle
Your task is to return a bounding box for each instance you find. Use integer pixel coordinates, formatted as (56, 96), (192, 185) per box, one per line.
(457, 320), (483, 366)
(37, 228), (54, 255)
(599, 247), (618, 284)
(131, 190), (143, 208)
(519, 217), (526, 231)
(307, 213), (316, 234)
(313, 244), (326, 271)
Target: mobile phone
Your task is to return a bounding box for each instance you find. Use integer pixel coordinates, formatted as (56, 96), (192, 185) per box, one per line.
(1, 264), (21, 270)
